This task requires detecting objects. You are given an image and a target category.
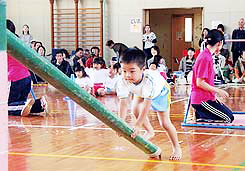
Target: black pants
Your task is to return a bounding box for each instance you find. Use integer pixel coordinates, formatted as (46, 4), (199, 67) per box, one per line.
(232, 51), (241, 67)
(192, 100), (234, 123)
(143, 48), (152, 63)
(8, 76), (44, 115)
(8, 76), (31, 104)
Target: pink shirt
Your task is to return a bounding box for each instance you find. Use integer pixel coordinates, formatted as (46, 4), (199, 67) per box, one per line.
(191, 48), (215, 104)
(8, 55), (30, 82)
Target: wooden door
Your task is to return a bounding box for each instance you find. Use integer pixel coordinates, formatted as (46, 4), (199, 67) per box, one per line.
(172, 15), (193, 70)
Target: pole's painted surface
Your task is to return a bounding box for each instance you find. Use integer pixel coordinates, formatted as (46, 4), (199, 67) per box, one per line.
(0, 0), (6, 50)
(7, 30), (161, 156)
(0, 1), (9, 171)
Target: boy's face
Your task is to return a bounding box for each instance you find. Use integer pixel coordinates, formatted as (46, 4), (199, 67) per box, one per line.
(76, 50), (83, 57)
(121, 63), (145, 84)
(56, 53), (63, 64)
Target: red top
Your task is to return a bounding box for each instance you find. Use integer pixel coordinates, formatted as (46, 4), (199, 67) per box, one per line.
(8, 54), (30, 82)
(191, 48), (216, 104)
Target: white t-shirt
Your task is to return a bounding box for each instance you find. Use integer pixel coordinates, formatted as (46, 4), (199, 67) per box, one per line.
(117, 70), (169, 99)
(143, 32), (157, 49)
(105, 75), (122, 90)
(75, 77), (93, 88)
(85, 68), (108, 84)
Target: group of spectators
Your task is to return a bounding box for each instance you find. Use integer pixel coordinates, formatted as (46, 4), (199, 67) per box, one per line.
(178, 18), (245, 84)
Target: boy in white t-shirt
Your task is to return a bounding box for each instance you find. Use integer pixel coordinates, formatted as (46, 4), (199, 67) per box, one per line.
(117, 47), (182, 160)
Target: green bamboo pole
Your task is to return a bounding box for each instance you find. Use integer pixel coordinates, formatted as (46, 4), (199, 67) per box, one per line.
(0, 1), (8, 171)
(7, 30), (161, 157)
(0, 0), (6, 50)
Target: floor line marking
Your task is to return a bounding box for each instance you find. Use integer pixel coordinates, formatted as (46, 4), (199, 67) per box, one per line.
(8, 152), (245, 169)
(8, 124), (245, 137)
(171, 97), (188, 104)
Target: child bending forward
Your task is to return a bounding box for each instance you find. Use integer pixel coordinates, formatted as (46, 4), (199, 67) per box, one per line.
(116, 47), (182, 160)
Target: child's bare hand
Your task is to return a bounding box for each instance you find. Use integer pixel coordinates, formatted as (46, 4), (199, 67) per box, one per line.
(131, 127), (140, 139)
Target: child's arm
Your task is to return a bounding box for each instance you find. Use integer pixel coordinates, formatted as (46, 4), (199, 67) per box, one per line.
(196, 78), (229, 99)
(118, 98), (128, 120)
(131, 99), (152, 138)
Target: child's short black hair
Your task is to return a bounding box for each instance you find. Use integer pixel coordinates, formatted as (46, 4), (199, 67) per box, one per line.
(91, 46), (100, 53)
(152, 55), (163, 67)
(217, 24), (225, 32)
(74, 66), (89, 77)
(206, 29), (224, 46)
(93, 57), (104, 65)
(37, 46), (46, 56)
(75, 48), (83, 53)
(56, 49), (63, 56)
(187, 47), (195, 52)
(113, 62), (121, 72)
(120, 47), (146, 69)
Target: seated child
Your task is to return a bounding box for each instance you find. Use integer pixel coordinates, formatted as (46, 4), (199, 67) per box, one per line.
(234, 52), (245, 83)
(179, 48), (196, 80)
(117, 47), (182, 160)
(149, 55), (167, 80)
(74, 66), (93, 94)
(85, 57), (108, 96)
(97, 63), (122, 96)
(213, 51), (226, 84)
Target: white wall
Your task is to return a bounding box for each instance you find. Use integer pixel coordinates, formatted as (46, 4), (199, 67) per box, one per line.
(7, 0), (51, 52)
(7, 0), (245, 58)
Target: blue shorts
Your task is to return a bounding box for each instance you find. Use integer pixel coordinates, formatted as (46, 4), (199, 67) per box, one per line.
(151, 87), (170, 112)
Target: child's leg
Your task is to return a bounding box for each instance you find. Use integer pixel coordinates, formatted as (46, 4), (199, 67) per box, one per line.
(157, 108), (182, 160)
(131, 97), (154, 140)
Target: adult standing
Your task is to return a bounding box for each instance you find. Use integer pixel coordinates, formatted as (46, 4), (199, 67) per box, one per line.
(19, 24), (33, 48)
(231, 18), (245, 66)
(198, 28), (209, 51)
(142, 24), (157, 61)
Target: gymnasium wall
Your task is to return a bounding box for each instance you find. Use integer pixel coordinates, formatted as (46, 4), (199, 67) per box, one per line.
(6, 0), (245, 60)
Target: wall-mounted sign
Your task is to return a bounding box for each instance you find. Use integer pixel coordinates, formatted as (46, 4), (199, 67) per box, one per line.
(130, 18), (142, 33)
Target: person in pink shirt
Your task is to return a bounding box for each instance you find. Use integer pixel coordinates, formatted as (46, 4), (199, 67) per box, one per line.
(191, 29), (234, 123)
(7, 19), (47, 116)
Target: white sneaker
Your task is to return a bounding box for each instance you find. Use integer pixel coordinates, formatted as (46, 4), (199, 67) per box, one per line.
(40, 96), (49, 115)
(21, 99), (35, 117)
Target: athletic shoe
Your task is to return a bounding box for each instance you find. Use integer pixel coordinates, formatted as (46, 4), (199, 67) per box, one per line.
(21, 99), (35, 117)
(41, 96), (49, 116)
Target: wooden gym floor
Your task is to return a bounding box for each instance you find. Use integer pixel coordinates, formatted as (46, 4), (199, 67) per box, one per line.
(8, 84), (245, 171)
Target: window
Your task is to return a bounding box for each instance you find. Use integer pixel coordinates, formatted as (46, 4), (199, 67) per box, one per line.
(185, 18), (192, 42)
